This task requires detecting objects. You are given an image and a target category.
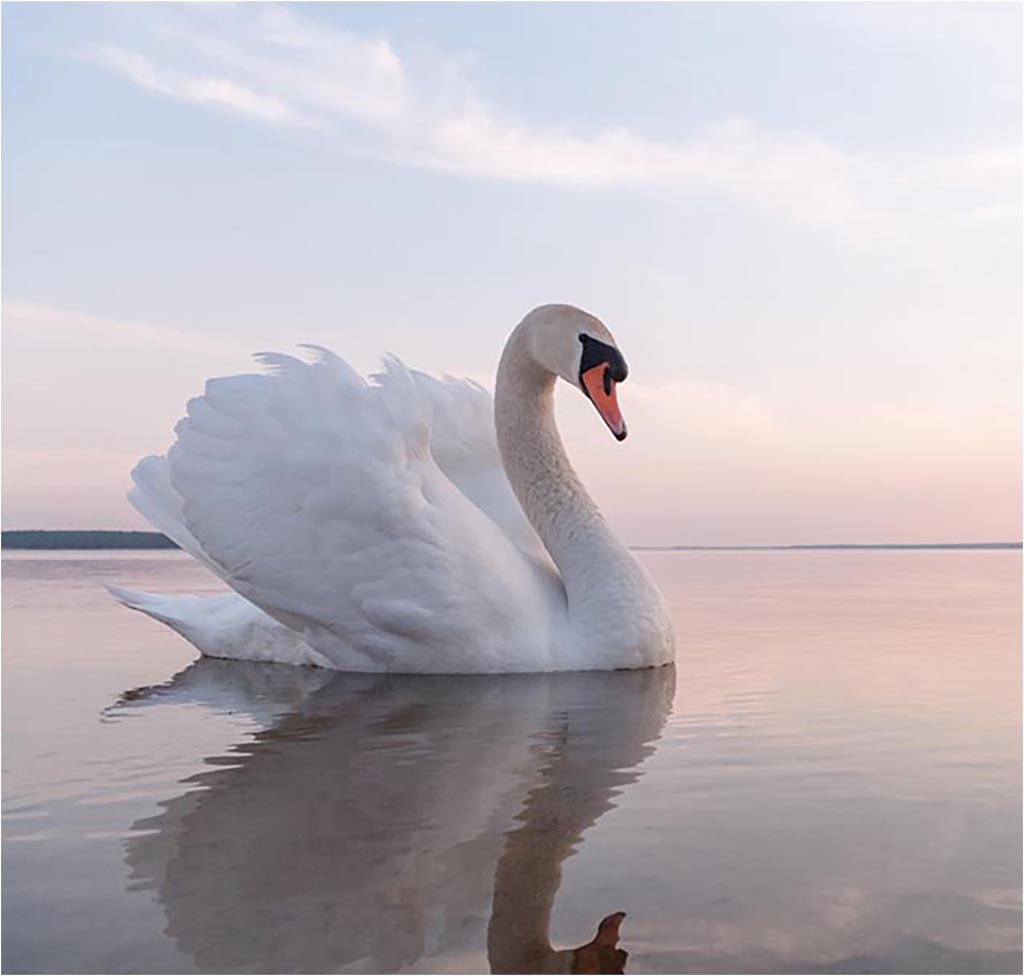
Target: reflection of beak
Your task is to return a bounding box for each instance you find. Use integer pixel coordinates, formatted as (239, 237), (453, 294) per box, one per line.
(569, 911), (628, 974)
(581, 365), (627, 441)
(594, 912), (626, 947)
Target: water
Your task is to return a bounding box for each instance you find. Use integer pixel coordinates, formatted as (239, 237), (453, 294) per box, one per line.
(2, 550), (1020, 974)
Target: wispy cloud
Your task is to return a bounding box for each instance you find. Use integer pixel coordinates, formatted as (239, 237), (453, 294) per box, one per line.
(97, 46), (324, 130)
(84, 5), (1021, 242)
(2, 302), (240, 357)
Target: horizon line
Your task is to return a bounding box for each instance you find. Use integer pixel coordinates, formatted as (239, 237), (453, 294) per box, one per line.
(633, 542), (1022, 551)
(0, 530), (1021, 553)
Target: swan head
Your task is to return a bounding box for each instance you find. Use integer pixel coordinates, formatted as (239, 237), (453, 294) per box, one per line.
(524, 304), (629, 441)
(561, 911), (628, 974)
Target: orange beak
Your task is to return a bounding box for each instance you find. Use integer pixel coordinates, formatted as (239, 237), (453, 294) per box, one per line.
(582, 364), (627, 441)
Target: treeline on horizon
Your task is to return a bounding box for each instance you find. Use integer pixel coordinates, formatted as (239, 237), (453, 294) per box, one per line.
(2, 530), (178, 550)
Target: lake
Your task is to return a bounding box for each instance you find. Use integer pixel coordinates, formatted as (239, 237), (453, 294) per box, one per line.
(2, 549), (1020, 974)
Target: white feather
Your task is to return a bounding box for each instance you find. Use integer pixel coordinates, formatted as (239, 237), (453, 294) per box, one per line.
(117, 306), (675, 673)
(125, 351), (562, 673)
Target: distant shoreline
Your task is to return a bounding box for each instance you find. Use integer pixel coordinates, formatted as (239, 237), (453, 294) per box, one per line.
(1, 530), (1020, 552)
(1, 530), (178, 550)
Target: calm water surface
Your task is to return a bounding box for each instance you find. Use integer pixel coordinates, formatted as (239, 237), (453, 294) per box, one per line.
(2, 550), (1021, 974)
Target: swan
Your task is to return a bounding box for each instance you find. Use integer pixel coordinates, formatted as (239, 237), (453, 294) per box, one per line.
(112, 304), (675, 673)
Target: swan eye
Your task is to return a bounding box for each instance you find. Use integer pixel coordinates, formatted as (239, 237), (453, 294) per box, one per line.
(577, 334), (629, 386)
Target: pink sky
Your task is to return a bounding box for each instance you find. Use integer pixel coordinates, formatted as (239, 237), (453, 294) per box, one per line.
(3, 303), (1020, 546)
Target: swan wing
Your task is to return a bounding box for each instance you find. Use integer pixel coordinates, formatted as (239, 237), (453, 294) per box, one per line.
(129, 454), (222, 578)
(393, 368), (547, 561)
(131, 365), (544, 568)
(135, 348), (560, 673)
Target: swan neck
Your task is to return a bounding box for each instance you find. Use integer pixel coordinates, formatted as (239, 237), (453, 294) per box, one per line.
(494, 323), (636, 617)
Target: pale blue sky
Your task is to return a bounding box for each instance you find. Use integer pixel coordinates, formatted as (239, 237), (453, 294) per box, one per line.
(3, 2), (1021, 543)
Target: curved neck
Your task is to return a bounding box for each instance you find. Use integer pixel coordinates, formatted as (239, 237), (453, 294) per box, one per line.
(494, 322), (644, 628)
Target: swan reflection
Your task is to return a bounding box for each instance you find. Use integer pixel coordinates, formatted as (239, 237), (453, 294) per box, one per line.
(120, 662), (674, 973)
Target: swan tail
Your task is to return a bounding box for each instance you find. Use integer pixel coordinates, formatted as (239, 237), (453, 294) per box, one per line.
(106, 586), (217, 640)
(107, 585), (335, 668)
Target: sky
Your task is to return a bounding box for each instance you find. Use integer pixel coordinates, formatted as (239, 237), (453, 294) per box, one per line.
(2, 2), (1021, 546)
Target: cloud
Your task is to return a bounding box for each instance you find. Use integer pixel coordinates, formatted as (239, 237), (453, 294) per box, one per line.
(96, 46), (324, 129)
(176, 6), (408, 124)
(83, 6), (1020, 243)
(2, 302), (240, 357)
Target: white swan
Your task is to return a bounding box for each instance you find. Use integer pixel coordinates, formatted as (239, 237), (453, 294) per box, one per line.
(112, 304), (675, 673)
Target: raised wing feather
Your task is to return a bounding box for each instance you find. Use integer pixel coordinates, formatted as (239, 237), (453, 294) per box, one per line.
(144, 348), (561, 673)
(391, 368), (548, 561)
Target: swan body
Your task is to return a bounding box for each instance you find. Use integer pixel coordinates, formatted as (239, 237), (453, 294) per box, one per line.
(114, 305), (675, 672)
